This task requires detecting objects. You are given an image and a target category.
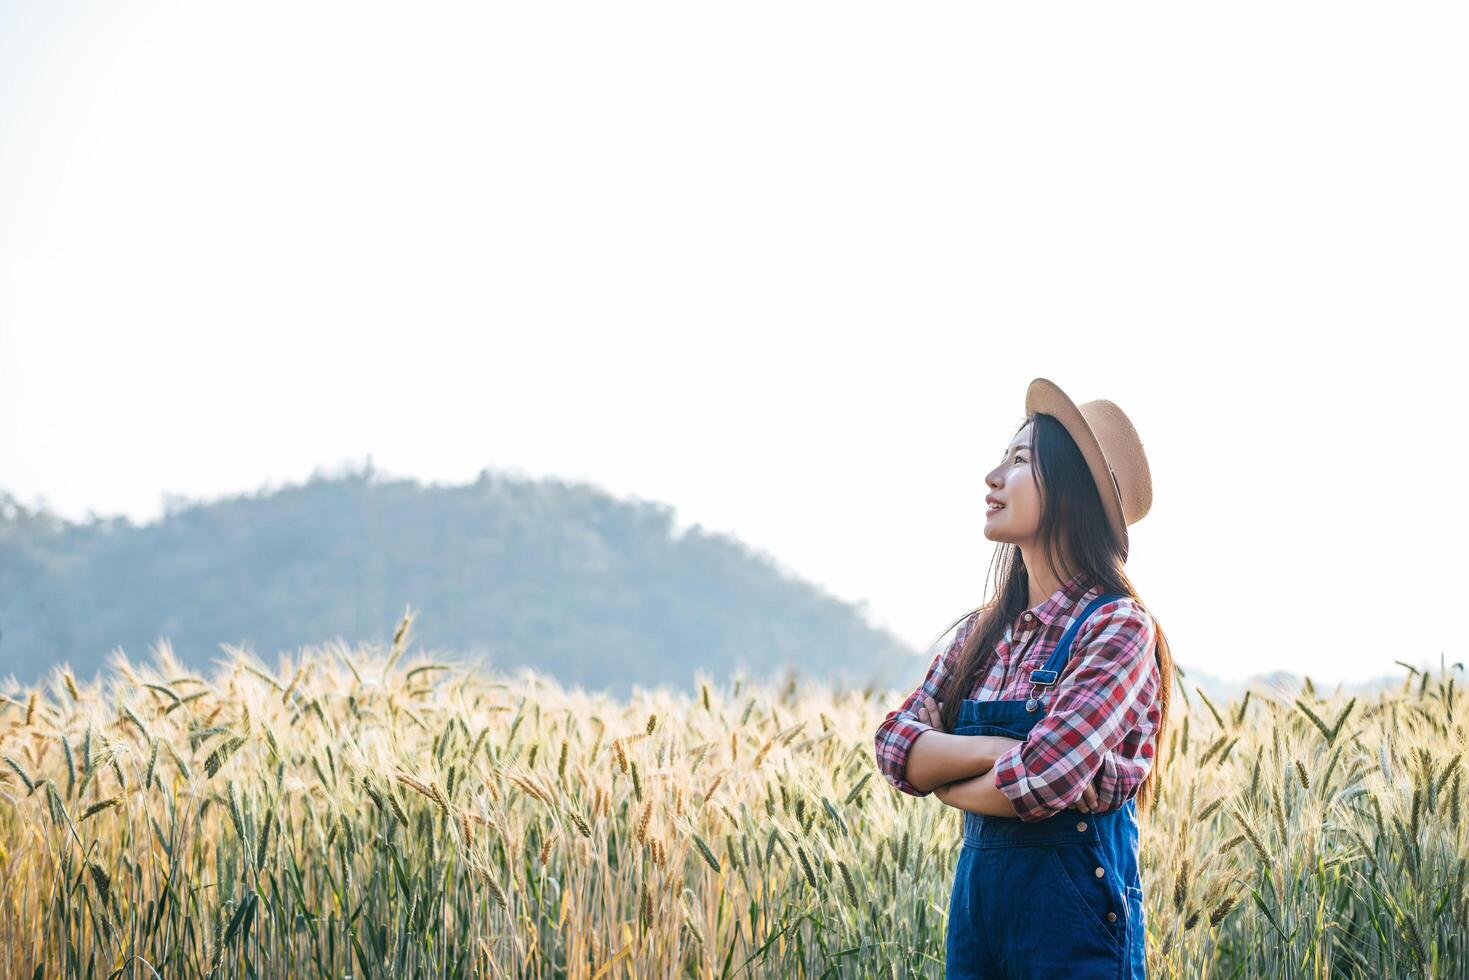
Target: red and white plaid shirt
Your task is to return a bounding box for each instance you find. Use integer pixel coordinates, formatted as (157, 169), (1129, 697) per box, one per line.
(873, 570), (1161, 822)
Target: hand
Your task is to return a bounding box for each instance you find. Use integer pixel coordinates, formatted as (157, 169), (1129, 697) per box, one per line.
(914, 694), (946, 732)
(1077, 781), (1099, 814)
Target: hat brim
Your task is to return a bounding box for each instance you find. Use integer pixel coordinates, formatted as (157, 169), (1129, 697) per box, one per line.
(1024, 377), (1129, 560)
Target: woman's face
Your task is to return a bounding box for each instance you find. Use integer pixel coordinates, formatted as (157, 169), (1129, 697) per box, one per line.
(983, 422), (1042, 544)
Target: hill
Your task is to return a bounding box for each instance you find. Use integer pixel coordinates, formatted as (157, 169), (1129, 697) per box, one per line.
(0, 463), (915, 696)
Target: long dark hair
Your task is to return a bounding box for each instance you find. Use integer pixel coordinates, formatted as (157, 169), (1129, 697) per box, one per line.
(931, 411), (1174, 816)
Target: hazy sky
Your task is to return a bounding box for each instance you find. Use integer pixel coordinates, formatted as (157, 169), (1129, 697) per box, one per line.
(2, 2), (1465, 685)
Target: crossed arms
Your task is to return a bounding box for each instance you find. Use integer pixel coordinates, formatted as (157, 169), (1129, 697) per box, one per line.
(872, 599), (1160, 822)
(901, 696), (1101, 818)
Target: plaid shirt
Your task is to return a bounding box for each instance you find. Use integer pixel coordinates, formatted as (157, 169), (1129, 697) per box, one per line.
(873, 571), (1161, 822)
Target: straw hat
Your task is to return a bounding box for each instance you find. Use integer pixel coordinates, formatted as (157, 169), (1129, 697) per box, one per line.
(1024, 378), (1153, 560)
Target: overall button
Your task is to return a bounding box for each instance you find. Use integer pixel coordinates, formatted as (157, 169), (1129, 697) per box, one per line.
(1107, 912), (1117, 922)
(1094, 867), (1105, 878)
(1075, 821), (1087, 832)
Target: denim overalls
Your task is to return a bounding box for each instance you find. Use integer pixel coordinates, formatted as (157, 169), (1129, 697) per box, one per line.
(945, 593), (1147, 980)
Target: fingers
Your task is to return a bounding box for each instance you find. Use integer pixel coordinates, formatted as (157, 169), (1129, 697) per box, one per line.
(914, 695), (949, 733)
(1079, 784), (1098, 813)
(917, 695), (939, 728)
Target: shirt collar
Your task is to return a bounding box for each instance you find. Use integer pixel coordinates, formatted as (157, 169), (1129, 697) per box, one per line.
(1020, 570), (1098, 629)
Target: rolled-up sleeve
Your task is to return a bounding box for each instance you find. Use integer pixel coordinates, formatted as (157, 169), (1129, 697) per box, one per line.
(992, 598), (1159, 822)
(1090, 745), (1155, 811)
(873, 611), (980, 797)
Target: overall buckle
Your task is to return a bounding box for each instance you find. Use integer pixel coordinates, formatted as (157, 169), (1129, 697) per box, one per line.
(1026, 668), (1057, 712)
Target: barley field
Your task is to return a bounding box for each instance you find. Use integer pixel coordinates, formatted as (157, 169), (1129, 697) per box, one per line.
(0, 612), (1464, 979)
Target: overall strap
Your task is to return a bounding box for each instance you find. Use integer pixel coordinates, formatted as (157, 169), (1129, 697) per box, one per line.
(1029, 593), (1130, 688)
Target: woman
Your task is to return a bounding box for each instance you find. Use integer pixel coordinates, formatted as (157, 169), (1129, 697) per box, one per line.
(872, 378), (1174, 979)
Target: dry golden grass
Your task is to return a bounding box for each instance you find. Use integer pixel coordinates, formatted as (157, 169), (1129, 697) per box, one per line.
(0, 613), (1464, 978)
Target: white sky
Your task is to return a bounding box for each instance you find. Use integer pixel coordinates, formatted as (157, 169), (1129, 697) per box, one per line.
(2, 2), (1465, 685)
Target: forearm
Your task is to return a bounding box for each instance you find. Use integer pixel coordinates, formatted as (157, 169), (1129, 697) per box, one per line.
(937, 767), (1022, 818)
(905, 732), (1020, 793)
